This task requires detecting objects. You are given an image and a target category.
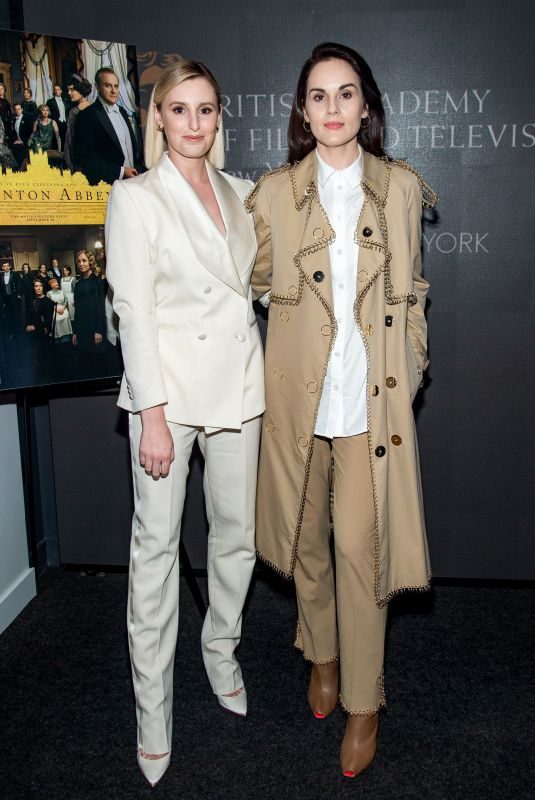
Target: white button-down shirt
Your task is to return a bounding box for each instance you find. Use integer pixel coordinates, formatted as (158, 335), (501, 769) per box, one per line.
(314, 150), (367, 438)
(99, 97), (134, 176)
(55, 96), (66, 122)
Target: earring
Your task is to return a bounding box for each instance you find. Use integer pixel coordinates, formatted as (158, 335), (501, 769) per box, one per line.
(303, 120), (311, 133)
(157, 125), (164, 133)
(360, 116), (370, 129)
(216, 125), (220, 132)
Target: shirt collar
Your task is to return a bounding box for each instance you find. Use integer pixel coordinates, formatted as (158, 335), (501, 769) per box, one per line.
(316, 148), (362, 190)
(99, 96), (119, 114)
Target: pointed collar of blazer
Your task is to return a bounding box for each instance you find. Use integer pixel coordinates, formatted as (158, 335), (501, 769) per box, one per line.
(156, 153), (255, 298)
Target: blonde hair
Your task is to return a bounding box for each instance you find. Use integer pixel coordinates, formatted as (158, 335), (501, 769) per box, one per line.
(76, 249), (97, 272)
(144, 59), (225, 170)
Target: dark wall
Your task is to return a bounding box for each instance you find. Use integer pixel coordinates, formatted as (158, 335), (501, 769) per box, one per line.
(21, 0), (535, 579)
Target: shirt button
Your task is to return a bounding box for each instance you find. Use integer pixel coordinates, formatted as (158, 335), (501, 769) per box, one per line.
(337, 249), (342, 255)
(334, 385), (339, 391)
(338, 283), (344, 289)
(198, 334), (207, 341)
(337, 185), (343, 190)
(335, 351), (340, 357)
(204, 286), (212, 294)
(236, 333), (245, 342)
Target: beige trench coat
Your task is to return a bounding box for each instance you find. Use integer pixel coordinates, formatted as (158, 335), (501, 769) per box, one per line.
(246, 149), (437, 607)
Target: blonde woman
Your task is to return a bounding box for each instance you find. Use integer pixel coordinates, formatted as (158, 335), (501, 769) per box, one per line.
(105, 60), (264, 787)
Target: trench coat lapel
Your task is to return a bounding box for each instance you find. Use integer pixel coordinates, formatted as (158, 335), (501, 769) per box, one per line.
(158, 154), (246, 297)
(356, 152), (390, 295)
(291, 151), (335, 312)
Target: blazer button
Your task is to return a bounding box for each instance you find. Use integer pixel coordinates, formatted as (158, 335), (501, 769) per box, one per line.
(386, 376), (397, 388)
(265, 422), (275, 433)
(385, 315), (393, 327)
(313, 271), (325, 283)
(391, 435), (402, 446)
(321, 324), (332, 336)
(313, 227), (325, 239)
(362, 226), (373, 237)
(288, 285), (298, 297)
(280, 310), (290, 322)
(198, 334), (207, 341)
(236, 333), (246, 342)
(370, 385), (379, 397)
(375, 445), (386, 457)
(298, 436), (309, 448)
(274, 368), (284, 380)
(358, 269), (368, 282)
(307, 381), (318, 393)
(365, 324), (373, 336)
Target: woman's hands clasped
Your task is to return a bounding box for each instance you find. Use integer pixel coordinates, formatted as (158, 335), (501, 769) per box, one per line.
(139, 406), (175, 480)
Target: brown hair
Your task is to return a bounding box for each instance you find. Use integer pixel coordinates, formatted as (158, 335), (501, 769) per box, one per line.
(288, 42), (386, 163)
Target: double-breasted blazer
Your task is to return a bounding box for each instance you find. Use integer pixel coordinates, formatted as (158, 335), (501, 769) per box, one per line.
(105, 153), (265, 430)
(246, 149), (437, 606)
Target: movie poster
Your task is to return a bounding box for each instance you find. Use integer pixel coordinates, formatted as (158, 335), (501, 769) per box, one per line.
(0, 30), (142, 391)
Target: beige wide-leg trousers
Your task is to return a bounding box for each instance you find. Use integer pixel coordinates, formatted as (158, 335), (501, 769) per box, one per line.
(127, 413), (261, 756)
(294, 433), (388, 715)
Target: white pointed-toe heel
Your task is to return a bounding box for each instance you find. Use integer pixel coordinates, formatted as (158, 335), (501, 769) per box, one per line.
(217, 686), (247, 717)
(137, 751), (171, 787)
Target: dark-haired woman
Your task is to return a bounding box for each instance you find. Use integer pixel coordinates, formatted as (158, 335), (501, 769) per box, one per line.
(64, 75), (92, 171)
(246, 42), (436, 778)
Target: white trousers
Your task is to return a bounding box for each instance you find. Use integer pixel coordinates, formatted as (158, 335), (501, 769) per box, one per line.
(127, 413), (261, 755)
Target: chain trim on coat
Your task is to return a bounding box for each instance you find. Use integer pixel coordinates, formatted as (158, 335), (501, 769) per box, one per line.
(244, 163), (292, 213)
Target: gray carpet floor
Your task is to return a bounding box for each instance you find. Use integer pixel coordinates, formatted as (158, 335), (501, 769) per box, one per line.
(1, 568), (534, 800)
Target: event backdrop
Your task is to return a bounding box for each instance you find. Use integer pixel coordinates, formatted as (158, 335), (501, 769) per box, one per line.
(21, 0), (535, 579)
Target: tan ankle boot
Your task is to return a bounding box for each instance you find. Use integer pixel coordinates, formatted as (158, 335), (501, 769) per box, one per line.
(340, 712), (378, 777)
(307, 660), (339, 719)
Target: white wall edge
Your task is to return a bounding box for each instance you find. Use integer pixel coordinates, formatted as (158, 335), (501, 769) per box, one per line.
(0, 568), (37, 636)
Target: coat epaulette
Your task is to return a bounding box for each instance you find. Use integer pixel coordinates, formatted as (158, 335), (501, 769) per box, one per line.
(244, 163), (292, 213)
(389, 159), (438, 209)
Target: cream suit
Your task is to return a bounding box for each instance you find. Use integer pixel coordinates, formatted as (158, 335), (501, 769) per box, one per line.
(105, 153), (264, 756)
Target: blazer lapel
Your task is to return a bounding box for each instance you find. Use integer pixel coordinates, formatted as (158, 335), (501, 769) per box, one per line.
(158, 155), (246, 297)
(207, 163), (256, 285)
(94, 101), (122, 153)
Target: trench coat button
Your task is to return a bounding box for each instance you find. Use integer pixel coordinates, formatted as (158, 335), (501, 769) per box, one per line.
(321, 324), (332, 336)
(375, 445), (386, 457)
(313, 271), (325, 283)
(386, 376), (397, 388)
(274, 368), (284, 380)
(313, 227), (324, 239)
(198, 334), (207, 340)
(288, 285), (298, 296)
(307, 381), (318, 393)
(204, 286), (212, 294)
(266, 422), (275, 433)
(365, 324), (373, 336)
(298, 436), (309, 448)
(362, 226), (373, 237)
(385, 315), (393, 327)
(370, 385), (379, 397)
(358, 269), (368, 282)
(391, 435), (402, 446)
(280, 310), (290, 322)
(236, 333), (246, 342)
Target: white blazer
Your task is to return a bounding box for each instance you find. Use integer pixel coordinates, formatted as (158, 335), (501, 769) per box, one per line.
(105, 153), (265, 430)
